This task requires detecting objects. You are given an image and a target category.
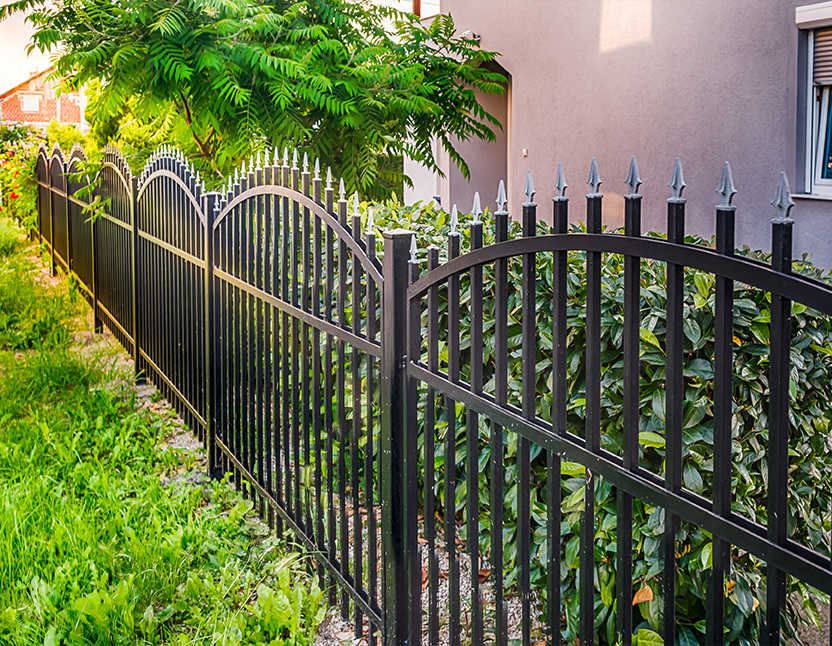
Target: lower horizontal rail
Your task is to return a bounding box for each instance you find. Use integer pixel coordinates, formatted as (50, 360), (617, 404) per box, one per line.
(139, 348), (206, 428)
(214, 437), (384, 629)
(97, 301), (133, 346)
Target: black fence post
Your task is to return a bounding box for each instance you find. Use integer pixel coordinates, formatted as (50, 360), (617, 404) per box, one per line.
(380, 228), (413, 646)
(205, 192), (220, 480)
(130, 175), (144, 383)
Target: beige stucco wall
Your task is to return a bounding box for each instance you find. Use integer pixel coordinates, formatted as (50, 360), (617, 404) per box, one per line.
(424, 0), (832, 266)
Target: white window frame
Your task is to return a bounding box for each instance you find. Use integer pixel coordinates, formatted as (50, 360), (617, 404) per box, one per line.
(20, 96), (39, 113)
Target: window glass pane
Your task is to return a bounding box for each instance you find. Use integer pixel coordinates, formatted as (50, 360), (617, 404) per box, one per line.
(823, 93), (832, 179)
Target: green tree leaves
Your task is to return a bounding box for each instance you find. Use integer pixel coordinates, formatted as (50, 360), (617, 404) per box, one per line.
(2, 0), (504, 197)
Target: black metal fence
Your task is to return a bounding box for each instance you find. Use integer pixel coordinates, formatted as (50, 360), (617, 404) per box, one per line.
(35, 142), (832, 646)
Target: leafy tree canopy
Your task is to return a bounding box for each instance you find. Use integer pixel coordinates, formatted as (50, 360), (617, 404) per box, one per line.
(1, 0), (505, 197)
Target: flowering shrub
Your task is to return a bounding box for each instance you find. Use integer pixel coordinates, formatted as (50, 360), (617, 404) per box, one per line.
(0, 122), (41, 228)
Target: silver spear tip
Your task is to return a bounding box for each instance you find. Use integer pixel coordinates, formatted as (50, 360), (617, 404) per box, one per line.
(496, 179), (507, 213)
(450, 204), (459, 235)
(554, 163), (568, 198)
(716, 161), (737, 207)
(625, 156), (642, 196)
(352, 191), (360, 216)
(523, 170), (536, 206)
(366, 206), (375, 233)
(410, 234), (418, 262)
(302, 151), (309, 173)
(472, 192), (482, 222)
(256, 150), (262, 170)
(314, 158), (320, 180)
(326, 167), (333, 190)
(587, 157), (602, 196)
(669, 157), (686, 200)
(283, 147), (289, 167)
(338, 178), (346, 201)
(292, 149), (299, 170)
(771, 171), (795, 223)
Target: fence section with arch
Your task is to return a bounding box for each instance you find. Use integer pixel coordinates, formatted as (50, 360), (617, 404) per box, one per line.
(34, 143), (832, 646)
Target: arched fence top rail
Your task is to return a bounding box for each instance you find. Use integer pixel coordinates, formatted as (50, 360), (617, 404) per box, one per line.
(214, 183), (384, 284)
(407, 233), (832, 316)
(137, 168), (205, 225)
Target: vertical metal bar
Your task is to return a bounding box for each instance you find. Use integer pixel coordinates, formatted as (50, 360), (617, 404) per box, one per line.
(582, 168), (603, 646)
(664, 164), (686, 644)
(467, 212), (484, 645)
(313, 168), (325, 581)
(338, 191), (350, 619)
(707, 169), (736, 646)
(426, 245), (440, 646)
(351, 203), (365, 638)
(365, 224), (379, 646)
(765, 178), (794, 644)
(302, 163), (313, 539)
(447, 223), (461, 646)
(520, 183), (536, 646)
(325, 181), (337, 603)
(407, 254), (422, 646)
(550, 182), (568, 646)
(281, 157), (291, 515)
(49, 157), (55, 275)
(618, 173), (642, 646)
(380, 228), (414, 645)
(206, 192), (219, 479)
(256, 163), (266, 514)
(292, 162), (302, 523)
(234, 174), (244, 490)
(493, 190), (509, 646)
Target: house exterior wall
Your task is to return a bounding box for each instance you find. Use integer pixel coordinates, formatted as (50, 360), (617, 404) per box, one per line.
(0, 69), (85, 132)
(429, 0), (832, 266)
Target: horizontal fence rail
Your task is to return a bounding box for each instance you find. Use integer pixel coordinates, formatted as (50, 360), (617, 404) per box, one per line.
(35, 143), (832, 646)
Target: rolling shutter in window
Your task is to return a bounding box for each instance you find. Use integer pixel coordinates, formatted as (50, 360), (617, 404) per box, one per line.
(815, 28), (832, 84)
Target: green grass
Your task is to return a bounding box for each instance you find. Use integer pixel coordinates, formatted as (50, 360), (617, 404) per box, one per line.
(0, 218), (325, 645)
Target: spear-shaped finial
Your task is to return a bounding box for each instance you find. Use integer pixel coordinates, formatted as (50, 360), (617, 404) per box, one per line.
(352, 191), (360, 216)
(450, 204), (459, 235)
(410, 234), (418, 262)
(587, 158), (602, 196)
(234, 167), (239, 183)
(283, 147), (289, 167)
(471, 192), (482, 222)
(366, 206), (375, 233)
(771, 171), (795, 223)
(302, 151), (309, 173)
(716, 161), (737, 207)
(314, 158), (320, 180)
(326, 167), (333, 190)
(496, 179), (507, 214)
(554, 163), (568, 198)
(338, 178), (346, 201)
(265, 148), (271, 167)
(272, 147), (279, 166)
(669, 157), (686, 200)
(249, 155), (254, 173)
(292, 149), (299, 170)
(523, 170), (536, 206)
(625, 156), (642, 196)
(256, 150), (262, 171)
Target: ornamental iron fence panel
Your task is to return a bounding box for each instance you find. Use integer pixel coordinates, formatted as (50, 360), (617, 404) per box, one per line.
(34, 142), (832, 646)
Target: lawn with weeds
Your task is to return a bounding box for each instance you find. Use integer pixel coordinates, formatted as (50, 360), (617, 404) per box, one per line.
(0, 218), (325, 645)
